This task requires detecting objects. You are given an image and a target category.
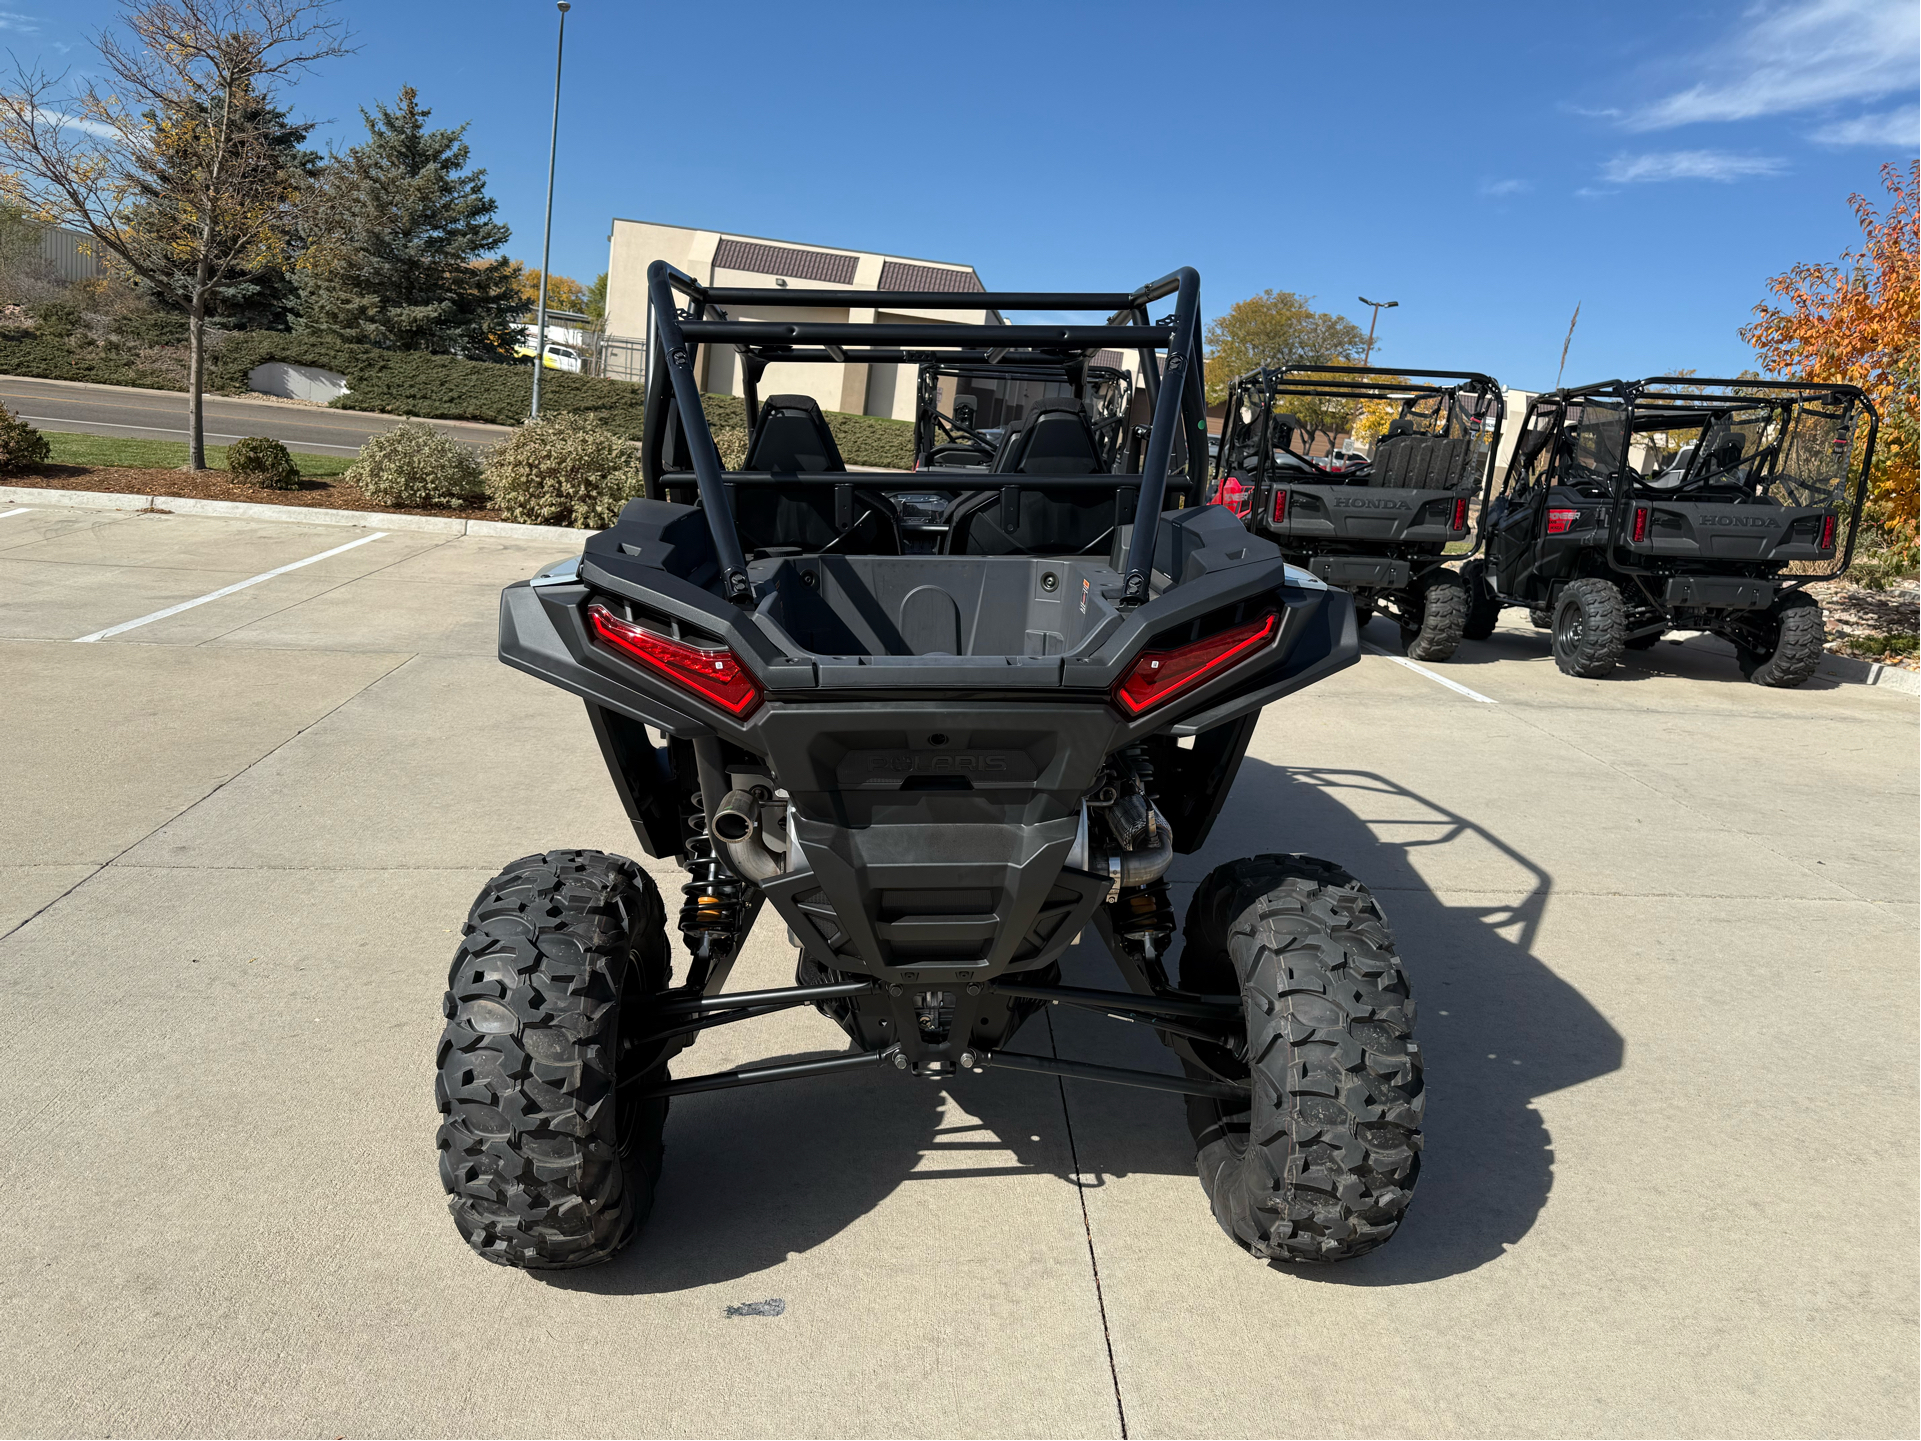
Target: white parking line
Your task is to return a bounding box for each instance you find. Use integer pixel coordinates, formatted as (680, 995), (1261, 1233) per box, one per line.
(1363, 642), (1498, 703)
(72, 531), (389, 642)
(0, 508), (30, 519)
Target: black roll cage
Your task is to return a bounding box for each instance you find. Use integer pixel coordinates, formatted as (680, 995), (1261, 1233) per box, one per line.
(1216, 363), (1507, 543)
(1505, 375), (1880, 585)
(639, 261), (1208, 607)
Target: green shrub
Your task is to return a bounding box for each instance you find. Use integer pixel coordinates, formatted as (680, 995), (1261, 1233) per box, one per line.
(1849, 541), (1920, 592)
(347, 421), (486, 509)
(484, 412), (643, 529)
(225, 435), (301, 490)
(0, 401), (49, 474)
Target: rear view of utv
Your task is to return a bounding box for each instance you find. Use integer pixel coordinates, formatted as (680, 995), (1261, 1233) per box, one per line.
(435, 265), (1427, 1271)
(1466, 377), (1877, 685)
(1214, 365), (1504, 661)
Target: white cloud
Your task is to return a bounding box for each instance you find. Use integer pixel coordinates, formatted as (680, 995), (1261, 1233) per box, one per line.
(1626, 0), (1918, 130)
(1601, 150), (1789, 182)
(34, 108), (120, 141)
(0, 11), (40, 32)
(1809, 103), (1920, 146)
(1480, 178), (1529, 197)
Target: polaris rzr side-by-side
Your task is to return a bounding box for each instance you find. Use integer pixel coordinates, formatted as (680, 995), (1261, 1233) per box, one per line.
(435, 265), (1425, 1270)
(1213, 365), (1505, 661)
(1464, 378), (1877, 686)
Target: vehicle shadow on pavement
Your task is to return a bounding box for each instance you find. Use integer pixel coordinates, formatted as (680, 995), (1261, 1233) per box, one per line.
(1056, 762), (1625, 1286)
(539, 1030), (1182, 1298)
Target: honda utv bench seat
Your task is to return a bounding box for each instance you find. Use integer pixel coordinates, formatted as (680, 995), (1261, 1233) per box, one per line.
(734, 394), (901, 555)
(950, 399), (1116, 555)
(1371, 422), (1473, 490)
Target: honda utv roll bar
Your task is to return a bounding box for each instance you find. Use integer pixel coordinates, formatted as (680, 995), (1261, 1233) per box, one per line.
(638, 261), (1209, 605)
(1532, 376), (1880, 584)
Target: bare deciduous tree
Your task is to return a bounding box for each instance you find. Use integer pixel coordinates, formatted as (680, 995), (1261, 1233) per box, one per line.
(0, 0), (350, 468)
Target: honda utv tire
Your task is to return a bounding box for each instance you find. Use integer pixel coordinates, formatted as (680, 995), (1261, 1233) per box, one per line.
(1735, 592), (1825, 688)
(1460, 561), (1501, 641)
(1178, 855), (1423, 1263)
(1551, 578), (1627, 678)
(1528, 607), (1552, 630)
(437, 849), (672, 1269)
(1400, 569), (1468, 661)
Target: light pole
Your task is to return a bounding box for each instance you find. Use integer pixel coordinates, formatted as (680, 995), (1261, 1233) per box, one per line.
(530, 0), (570, 420)
(1358, 295), (1398, 367)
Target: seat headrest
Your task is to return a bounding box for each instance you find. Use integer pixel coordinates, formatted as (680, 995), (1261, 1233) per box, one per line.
(1385, 418), (1417, 438)
(746, 393), (845, 473)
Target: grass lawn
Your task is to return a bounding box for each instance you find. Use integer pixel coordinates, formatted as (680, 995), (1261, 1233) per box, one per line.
(42, 430), (356, 477)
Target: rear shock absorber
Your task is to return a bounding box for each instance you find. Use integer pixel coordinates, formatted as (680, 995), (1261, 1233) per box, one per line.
(678, 802), (747, 983)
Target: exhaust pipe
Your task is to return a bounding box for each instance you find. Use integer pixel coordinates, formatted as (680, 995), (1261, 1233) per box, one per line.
(1069, 800), (1175, 899)
(713, 788), (783, 884)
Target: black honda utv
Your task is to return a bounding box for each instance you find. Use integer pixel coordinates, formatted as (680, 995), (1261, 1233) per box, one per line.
(1463, 378), (1877, 685)
(436, 266), (1425, 1270)
(1213, 365), (1505, 661)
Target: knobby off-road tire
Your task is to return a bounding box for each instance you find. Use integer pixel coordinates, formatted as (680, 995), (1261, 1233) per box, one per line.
(1551, 577), (1627, 678)
(1735, 592), (1825, 688)
(1178, 855), (1423, 1263)
(1528, 607), (1553, 630)
(1401, 569), (1468, 661)
(1460, 561), (1501, 641)
(437, 849), (672, 1269)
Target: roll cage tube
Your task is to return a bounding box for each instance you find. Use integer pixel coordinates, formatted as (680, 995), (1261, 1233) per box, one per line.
(639, 261), (1206, 608)
(1541, 375), (1880, 584)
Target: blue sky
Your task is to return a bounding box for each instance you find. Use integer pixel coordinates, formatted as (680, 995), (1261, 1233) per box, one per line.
(11, 0), (1918, 390)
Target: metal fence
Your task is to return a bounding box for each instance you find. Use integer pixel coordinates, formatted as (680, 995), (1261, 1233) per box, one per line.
(37, 224), (104, 284)
(589, 333), (646, 384)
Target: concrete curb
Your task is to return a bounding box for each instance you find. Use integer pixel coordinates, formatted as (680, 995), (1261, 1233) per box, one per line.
(1816, 650), (1921, 695)
(0, 484), (592, 542)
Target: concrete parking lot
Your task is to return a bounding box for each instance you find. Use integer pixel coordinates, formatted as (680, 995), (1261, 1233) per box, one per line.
(1, 502), (1915, 1439)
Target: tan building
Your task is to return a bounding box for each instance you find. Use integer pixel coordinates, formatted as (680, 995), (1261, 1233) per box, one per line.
(603, 219), (994, 422)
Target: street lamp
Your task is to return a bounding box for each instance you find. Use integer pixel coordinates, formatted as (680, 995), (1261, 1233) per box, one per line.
(1358, 296), (1398, 367)
(530, 0), (571, 420)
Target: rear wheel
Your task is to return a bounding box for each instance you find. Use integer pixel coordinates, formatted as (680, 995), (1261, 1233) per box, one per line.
(437, 849), (672, 1269)
(1734, 592), (1825, 688)
(1528, 607), (1552, 630)
(1460, 561), (1501, 641)
(1551, 578), (1626, 678)
(1179, 855), (1423, 1264)
(1400, 569), (1468, 661)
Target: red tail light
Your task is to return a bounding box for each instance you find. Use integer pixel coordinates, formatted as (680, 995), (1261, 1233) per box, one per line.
(1271, 488), (1289, 524)
(1631, 506), (1649, 542)
(1216, 475), (1250, 518)
(1546, 507), (1579, 535)
(588, 604), (763, 717)
(1819, 514), (1836, 548)
(1451, 497), (1469, 531)
(1113, 612), (1279, 716)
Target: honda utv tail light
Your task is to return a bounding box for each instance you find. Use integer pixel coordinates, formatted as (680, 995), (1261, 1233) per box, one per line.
(587, 604), (763, 717)
(1819, 514), (1836, 549)
(1271, 489), (1289, 524)
(1546, 507), (1579, 535)
(1112, 612), (1279, 716)
(1451, 497), (1469, 531)
(1631, 506), (1649, 543)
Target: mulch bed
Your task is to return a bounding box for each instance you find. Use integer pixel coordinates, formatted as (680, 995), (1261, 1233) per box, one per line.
(10, 463), (504, 521)
(1806, 578), (1920, 669)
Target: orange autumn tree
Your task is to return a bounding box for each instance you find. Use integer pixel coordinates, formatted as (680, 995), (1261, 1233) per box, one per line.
(1740, 161), (1919, 546)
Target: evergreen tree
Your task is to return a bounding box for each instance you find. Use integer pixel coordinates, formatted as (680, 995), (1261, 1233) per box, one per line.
(297, 85), (519, 357)
(122, 90), (319, 331)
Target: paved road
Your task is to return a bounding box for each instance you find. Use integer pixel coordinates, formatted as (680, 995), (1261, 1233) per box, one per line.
(0, 502), (1914, 1437)
(0, 374), (513, 456)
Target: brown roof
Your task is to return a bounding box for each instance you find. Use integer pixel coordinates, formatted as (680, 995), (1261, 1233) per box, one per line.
(877, 260), (983, 293)
(712, 238), (859, 286)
